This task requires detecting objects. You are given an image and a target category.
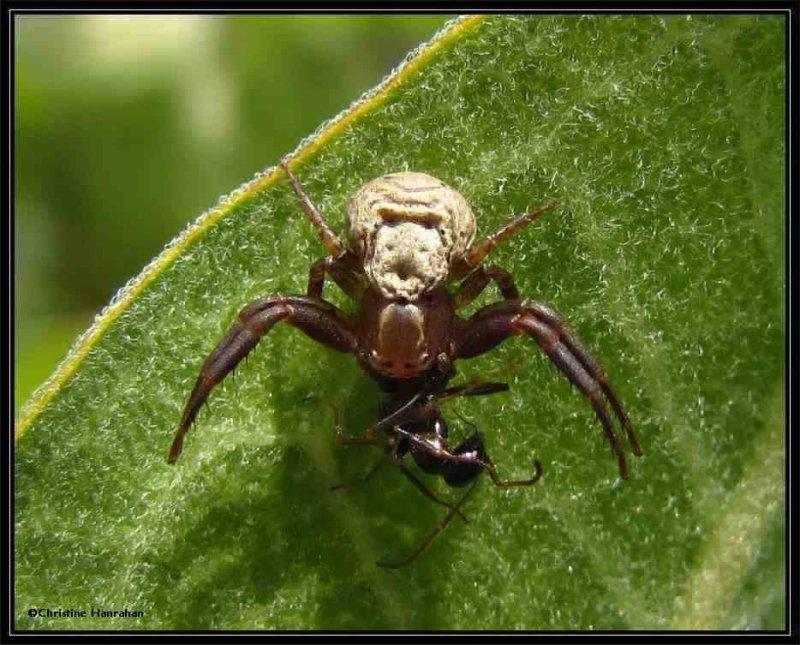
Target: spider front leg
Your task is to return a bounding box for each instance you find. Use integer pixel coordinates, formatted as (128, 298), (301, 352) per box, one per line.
(169, 296), (357, 463)
(449, 200), (561, 282)
(282, 159), (345, 259)
(454, 299), (642, 480)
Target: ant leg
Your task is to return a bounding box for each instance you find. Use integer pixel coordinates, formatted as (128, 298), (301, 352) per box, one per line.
(453, 265), (520, 309)
(334, 423), (383, 447)
(376, 479), (479, 570)
(397, 464), (469, 523)
(330, 454), (387, 492)
(482, 457), (544, 488)
(327, 398), (386, 448)
(365, 385), (500, 439)
(445, 416), (544, 488)
(434, 381), (510, 401)
(329, 405), (388, 490)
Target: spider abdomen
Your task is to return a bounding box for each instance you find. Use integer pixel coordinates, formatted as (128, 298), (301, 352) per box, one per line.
(346, 172), (476, 300)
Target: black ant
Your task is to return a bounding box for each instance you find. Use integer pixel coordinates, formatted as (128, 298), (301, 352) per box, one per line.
(333, 376), (542, 569)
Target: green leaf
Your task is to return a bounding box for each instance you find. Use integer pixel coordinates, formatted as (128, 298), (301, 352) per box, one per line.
(16, 15), (785, 630)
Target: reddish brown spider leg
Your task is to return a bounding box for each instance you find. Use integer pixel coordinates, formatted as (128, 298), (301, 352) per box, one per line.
(454, 300), (640, 480)
(168, 296), (356, 463)
(450, 200), (561, 280)
(523, 302), (642, 457)
(453, 265), (520, 310)
(307, 258), (328, 299)
(281, 160), (346, 259)
(307, 252), (366, 301)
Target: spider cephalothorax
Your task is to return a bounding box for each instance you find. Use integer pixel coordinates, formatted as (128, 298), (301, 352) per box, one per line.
(169, 160), (642, 567)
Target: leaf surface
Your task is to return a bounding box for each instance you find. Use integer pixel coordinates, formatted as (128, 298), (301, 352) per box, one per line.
(16, 15), (785, 630)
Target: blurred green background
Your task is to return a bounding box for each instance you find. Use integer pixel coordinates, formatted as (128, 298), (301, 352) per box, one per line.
(15, 15), (452, 415)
